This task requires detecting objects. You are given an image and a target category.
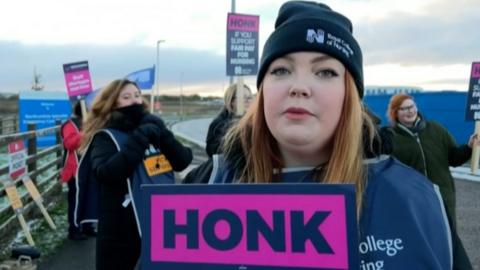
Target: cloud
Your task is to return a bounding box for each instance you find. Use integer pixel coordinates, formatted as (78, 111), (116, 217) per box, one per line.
(1, 0), (477, 94)
(0, 41), (234, 94)
(356, 0), (480, 66)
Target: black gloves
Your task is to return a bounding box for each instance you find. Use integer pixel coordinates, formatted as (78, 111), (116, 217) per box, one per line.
(140, 113), (173, 147)
(141, 114), (167, 132)
(120, 123), (163, 165)
(140, 113), (193, 171)
(136, 123), (162, 142)
(122, 128), (150, 164)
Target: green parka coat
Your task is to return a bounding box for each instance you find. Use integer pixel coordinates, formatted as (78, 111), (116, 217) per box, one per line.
(391, 117), (471, 221)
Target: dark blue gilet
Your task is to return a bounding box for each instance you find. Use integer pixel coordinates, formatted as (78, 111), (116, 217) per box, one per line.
(76, 128), (175, 236)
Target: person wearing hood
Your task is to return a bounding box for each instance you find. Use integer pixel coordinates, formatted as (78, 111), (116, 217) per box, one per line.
(79, 79), (192, 270)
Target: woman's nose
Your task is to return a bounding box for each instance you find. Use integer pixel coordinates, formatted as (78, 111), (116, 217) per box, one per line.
(288, 83), (311, 98)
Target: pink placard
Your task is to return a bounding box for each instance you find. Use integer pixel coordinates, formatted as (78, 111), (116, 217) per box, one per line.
(471, 62), (480, 78)
(227, 13), (259, 32)
(64, 70), (93, 97)
(150, 194), (349, 269)
(63, 61), (93, 97)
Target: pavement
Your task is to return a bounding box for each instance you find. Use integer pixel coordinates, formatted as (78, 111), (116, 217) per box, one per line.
(456, 179), (480, 269)
(170, 117), (210, 148)
(451, 166), (480, 182)
(39, 237), (95, 270)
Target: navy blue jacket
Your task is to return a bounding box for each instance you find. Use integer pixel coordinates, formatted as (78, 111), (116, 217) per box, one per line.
(208, 155), (453, 269)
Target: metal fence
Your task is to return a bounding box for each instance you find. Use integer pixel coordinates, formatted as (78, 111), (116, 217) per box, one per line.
(0, 122), (63, 257)
(0, 116), (18, 135)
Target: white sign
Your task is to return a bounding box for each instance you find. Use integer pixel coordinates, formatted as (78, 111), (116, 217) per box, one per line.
(8, 140), (27, 179)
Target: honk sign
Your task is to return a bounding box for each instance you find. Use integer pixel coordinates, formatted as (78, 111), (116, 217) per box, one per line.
(141, 184), (358, 270)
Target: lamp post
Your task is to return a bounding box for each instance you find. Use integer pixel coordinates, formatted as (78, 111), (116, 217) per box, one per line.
(152, 39), (165, 113)
(180, 72), (184, 121)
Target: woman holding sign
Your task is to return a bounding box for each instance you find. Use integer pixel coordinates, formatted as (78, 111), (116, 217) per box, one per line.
(194, 1), (472, 269)
(79, 79), (192, 270)
(387, 93), (478, 224)
(60, 101), (96, 240)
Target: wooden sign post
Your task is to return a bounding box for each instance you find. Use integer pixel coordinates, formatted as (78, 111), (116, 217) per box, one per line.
(22, 176), (56, 230)
(236, 77), (245, 116)
(4, 180), (35, 246)
(471, 122), (480, 174)
(80, 99), (88, 123)
(8, 140), (56, 232)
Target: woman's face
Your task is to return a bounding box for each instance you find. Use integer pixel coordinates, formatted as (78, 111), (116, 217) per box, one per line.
(116, 84), (143, 108)
(396, 98), (418, 127)
(243, 89), (254, 111)
(232, 88), (254, 113)
(262, 52), (346, 166)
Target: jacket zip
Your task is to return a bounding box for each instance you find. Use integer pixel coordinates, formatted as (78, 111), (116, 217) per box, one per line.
(397, 124), (429, 178)
(414, 134), (428, 178)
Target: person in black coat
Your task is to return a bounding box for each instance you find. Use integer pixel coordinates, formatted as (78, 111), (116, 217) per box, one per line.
(205, 84), (253, 157)
(363, 104), (393, 158)
(79, 79), (192, 270)
(60, 101), (92, 240)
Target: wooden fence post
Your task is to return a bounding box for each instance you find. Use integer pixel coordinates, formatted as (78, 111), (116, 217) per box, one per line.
(27, 123), (37, 183)
(14, 116), (19, 133)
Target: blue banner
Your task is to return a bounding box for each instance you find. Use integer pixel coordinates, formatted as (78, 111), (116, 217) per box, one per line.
(125, 66), (155, 90)
(19, 91), (71, 147)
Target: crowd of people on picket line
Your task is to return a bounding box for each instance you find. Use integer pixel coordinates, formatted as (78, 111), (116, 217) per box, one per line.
(59, 1), (477, 269)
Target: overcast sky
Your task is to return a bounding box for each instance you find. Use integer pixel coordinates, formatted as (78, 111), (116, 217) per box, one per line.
(1, 0), (479, 96)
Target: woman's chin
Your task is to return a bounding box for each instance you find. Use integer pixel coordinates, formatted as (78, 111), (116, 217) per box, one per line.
(280, 134), (316, 148)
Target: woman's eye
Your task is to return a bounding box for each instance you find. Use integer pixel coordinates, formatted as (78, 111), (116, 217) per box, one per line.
(269, 67), (290, 76)
(316, 69), (338, 78)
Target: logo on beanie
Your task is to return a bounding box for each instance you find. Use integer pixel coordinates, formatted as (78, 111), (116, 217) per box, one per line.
(306, 29), (325, 44)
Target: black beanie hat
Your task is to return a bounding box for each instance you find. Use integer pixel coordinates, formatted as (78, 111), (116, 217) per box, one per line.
(257, 1), (364, 97)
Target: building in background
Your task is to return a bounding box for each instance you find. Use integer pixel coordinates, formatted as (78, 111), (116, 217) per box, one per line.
(365, 86), (423, 96)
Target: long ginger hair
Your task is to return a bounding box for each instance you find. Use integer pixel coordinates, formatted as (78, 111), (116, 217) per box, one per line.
(222, 71), (374, 215)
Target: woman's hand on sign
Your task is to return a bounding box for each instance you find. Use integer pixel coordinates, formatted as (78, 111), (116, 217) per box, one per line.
(468, 133), (480, 148)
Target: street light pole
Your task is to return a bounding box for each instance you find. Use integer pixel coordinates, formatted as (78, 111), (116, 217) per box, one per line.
(180, 72), (184, 121)
(152, 39), (165, 113)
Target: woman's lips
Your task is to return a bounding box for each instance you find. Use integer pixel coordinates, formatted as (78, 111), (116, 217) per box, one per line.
(284, 107), (312, 120)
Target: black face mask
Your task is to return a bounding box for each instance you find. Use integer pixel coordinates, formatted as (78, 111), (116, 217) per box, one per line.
(114, 103), (146, 124)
